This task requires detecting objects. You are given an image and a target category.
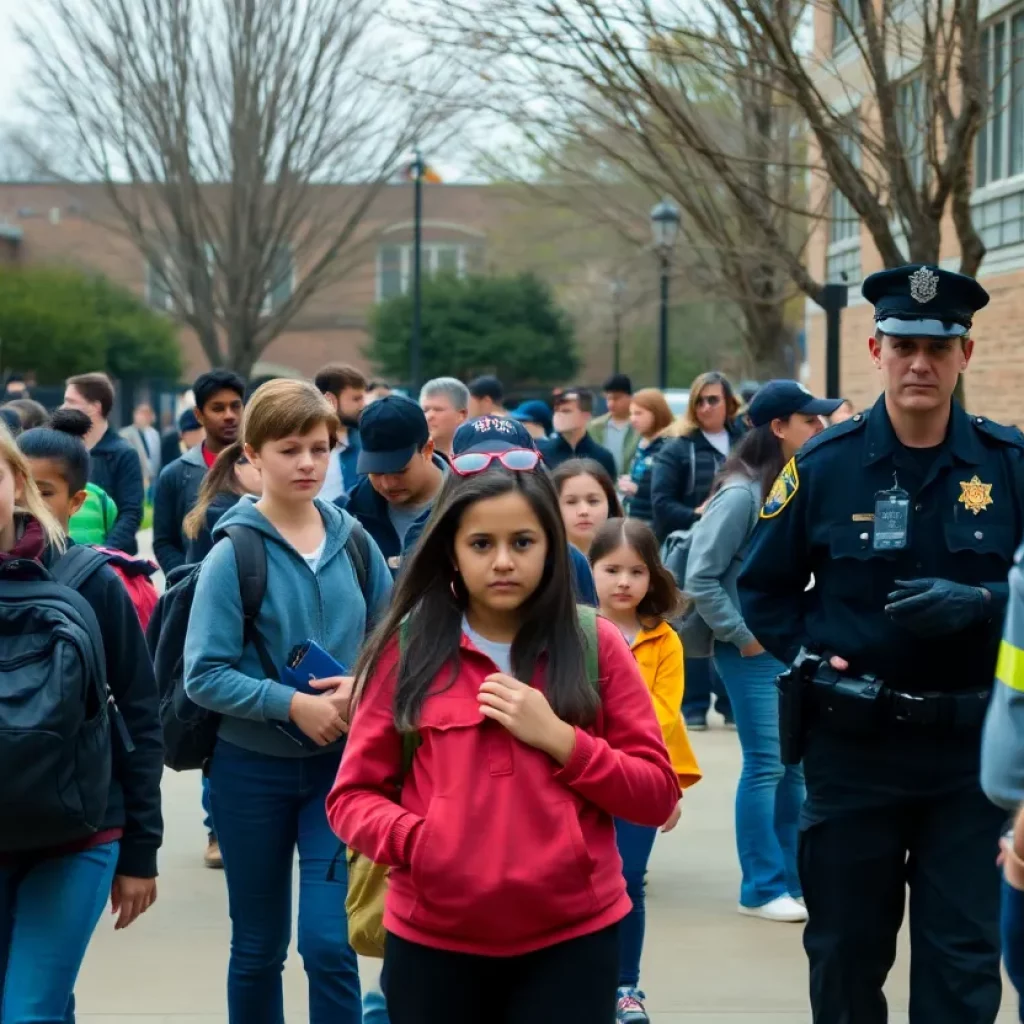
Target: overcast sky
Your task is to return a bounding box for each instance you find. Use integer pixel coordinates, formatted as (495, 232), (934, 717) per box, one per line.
(0, 0), (30, 112)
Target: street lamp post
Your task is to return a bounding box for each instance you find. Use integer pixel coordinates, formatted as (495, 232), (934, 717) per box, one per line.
(610, 278), (625, 375)
(410, 149), (425, 394)
(650, 198), (681, 389)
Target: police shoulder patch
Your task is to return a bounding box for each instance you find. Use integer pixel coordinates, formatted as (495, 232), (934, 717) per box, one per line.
(761, 457), (799, 519)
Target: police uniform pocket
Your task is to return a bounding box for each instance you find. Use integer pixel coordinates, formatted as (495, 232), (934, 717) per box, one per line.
(828, 524), (898, 601)
(944, 522), (1014, 582)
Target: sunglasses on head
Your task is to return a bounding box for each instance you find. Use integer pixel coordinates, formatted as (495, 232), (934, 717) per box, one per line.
(450, 448), (541, 477)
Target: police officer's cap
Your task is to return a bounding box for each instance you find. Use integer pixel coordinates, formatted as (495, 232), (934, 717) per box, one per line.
(861, 264), (989, 339)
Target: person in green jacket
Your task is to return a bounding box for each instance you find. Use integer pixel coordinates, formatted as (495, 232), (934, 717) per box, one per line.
(70, 483), (119, 546)
(588, 374), (639, 477)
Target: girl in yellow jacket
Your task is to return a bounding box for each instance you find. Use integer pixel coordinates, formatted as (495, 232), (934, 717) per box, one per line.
(590, 518), (701, 1024)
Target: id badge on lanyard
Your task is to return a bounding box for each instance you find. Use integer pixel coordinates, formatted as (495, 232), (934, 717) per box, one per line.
(873, 487), (910, 551)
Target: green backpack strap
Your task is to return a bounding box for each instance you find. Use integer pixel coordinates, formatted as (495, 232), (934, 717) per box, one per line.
(398, 617), (421, 772)
(576, 605), (601, 692)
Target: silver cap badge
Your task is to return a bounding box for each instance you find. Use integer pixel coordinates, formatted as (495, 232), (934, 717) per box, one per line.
(909, 267), (939, 304)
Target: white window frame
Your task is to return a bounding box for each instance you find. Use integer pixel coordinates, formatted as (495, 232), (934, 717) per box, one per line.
(146, 255), (175, 312)
(833, 0), (861, 52)
(826, 123), (861, 284)
(971, 2), (1024, 257)
(262, 246), (296, 315)
(375, 243), (470, 301)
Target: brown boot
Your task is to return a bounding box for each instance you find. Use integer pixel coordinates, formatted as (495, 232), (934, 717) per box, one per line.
(204, 836), (224, 869)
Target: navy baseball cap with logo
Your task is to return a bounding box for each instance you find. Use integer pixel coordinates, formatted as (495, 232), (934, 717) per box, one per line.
(747, 380), (843, 428)
(861, 264), (990, 339)
(357, 394), (430, 474)
(451, 415), (537, 456)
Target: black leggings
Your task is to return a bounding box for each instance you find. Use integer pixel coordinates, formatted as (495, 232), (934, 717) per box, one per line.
(383, 925), (620, 1024)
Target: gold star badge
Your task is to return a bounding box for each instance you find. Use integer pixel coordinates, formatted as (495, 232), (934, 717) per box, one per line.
(959, 475), (993, 515)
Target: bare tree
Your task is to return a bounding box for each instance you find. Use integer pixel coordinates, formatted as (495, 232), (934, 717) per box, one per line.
(424, 0), (988, 330)
(18, 0), (457, 374)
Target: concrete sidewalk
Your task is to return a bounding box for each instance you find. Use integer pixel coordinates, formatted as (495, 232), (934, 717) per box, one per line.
(74, 723), (1018, 1022)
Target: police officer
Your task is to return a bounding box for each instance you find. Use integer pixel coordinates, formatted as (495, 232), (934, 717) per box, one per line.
(738, 265), (1024, 1024)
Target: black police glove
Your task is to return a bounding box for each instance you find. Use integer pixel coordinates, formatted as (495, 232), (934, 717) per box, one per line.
(885, 578), (989, 637)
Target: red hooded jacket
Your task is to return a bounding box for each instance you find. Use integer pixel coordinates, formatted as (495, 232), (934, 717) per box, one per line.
(328, 615), (680, 957)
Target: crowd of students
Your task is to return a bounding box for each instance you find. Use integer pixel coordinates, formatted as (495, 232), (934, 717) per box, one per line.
(0, 360), (864, 1024)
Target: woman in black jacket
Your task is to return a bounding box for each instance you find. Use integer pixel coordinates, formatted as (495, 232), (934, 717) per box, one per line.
(651, 371), (745, 730)
(9, 415), (163, 1019)
(619, 388), (676, 524)
(651, 371), (746, 541)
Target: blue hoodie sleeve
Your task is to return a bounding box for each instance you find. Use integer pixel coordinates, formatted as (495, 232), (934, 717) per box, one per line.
(183, 537), (297, 723)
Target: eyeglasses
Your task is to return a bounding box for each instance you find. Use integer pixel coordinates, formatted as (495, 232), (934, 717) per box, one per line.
(696, 394), (723, 408)
(450, 448), (541, 476)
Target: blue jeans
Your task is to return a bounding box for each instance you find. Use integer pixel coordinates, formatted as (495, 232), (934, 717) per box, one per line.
(1002, 878), (1024, 1022)
(682, 656), (732, 722)
(202, 774), (216, 839)
(614, 819), (658, 989)
(714, 644), (804, 908)
(208, 740), (361, 1024)
(0, 841), (119, 1024)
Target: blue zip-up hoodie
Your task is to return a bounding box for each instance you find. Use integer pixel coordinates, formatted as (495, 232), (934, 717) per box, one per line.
(183, 497), (393, 757)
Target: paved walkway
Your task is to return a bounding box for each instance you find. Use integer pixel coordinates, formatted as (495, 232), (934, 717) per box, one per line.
(73, 720), (1018, 1022)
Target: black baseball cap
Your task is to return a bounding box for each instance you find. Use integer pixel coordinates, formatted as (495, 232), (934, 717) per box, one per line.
(357, 394), (430, 474)
(747, 380), (843, 428)
(602, 373), (633, 394)
(178, 408), (201, 433)
(452, 415), (537, 456)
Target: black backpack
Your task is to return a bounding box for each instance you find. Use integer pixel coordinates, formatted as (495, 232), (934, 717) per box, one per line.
(0, 545), (134, 853)
(148, 522), (372, 772)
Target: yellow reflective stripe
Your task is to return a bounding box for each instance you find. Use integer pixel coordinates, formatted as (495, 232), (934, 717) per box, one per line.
(996, 640), (1024, 693)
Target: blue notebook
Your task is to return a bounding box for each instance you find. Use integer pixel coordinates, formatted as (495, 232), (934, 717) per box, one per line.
(277, 641), (348, 749)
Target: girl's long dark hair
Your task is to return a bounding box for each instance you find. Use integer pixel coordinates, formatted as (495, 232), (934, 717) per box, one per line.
(354, 466), (597, 731)
(710, 422), (787, 503)
(184, 441), (246, 540)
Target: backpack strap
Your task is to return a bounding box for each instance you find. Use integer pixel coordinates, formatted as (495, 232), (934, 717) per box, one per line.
(51, 544), (112, 591)
(577, 604), (601, 692)
(50, 543), (136, 752)
(222, 525), (275, 679)
(344, 521), (371, 600)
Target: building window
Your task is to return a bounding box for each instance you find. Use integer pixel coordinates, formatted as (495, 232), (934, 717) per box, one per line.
(977, 10), (1024, 189)
(897, 77), (927, 189)
(146, 256), (174, 312)
(376, 243), (472, 300)
(827, 126), (861, 283)
(264, 247), (294, 314)
(833, 0), (860, 50)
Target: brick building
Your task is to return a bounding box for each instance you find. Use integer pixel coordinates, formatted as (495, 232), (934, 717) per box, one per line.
(805, 0), (1024, 421)
(0, 180), (604, 384)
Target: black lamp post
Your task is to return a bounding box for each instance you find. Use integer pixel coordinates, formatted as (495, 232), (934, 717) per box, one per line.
(410, 149), (425, 393)
(650, 198), (681, 389)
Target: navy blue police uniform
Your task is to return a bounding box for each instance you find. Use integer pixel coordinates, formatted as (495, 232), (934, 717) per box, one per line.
(738, 265), (1024, 1024)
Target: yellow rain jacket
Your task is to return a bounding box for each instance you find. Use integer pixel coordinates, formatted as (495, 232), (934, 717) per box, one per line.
(630, 620), (702, 790)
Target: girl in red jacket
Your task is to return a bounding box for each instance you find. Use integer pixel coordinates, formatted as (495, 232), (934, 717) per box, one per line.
(328, 418), (680, 1024)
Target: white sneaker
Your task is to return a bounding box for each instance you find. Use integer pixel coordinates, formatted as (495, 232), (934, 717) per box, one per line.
(738, 895), (808, 923)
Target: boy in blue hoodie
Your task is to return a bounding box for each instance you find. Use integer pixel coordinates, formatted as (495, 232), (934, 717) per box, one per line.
(184, 380), (392, 1024)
